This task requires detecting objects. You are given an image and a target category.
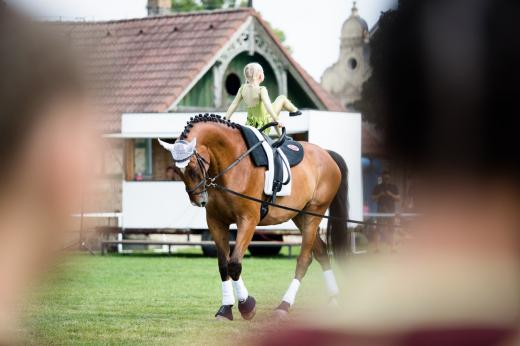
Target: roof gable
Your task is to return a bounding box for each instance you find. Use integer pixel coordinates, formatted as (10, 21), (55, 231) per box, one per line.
(57, 9), (343, 132)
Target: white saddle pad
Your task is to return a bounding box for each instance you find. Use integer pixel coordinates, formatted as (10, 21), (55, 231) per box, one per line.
(245, 126), (292, 196)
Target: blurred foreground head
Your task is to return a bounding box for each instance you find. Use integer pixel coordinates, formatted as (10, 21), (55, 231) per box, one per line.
(258, 0), (519, 345)
(374, 0), (520, 264)
(377, 0), (519, 180)
(0, 4), (97, 342)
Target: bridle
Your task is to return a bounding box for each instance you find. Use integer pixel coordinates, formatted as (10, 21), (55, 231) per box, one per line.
(175, 136), (390, 228)
(182, 151), (211, 196)
(178, 122), (283, 198)
(180, 140), (264, 197)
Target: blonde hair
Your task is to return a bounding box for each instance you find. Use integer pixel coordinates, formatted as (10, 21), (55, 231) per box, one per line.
(243, 62), (264, 84)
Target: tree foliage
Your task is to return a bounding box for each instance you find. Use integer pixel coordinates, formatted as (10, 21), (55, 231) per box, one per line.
(171, 0), (200, 12)
(170, 0), (240, 12)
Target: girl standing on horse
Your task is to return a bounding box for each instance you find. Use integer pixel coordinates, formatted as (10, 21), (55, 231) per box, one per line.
(225, 62), (301, 135)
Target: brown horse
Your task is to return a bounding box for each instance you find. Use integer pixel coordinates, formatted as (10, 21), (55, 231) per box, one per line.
(159, 114), (348, 321)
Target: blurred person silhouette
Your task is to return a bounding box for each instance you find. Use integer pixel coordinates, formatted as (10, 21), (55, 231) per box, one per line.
(371, 170), (400, 252)
(0, 4), (98, 343)
(403, 173), (417, 212)
(256, 0), (519, 345)
(166, 166), (175, 180)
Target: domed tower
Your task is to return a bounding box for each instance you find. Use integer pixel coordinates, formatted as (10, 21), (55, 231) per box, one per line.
(321, 1), (371, 109)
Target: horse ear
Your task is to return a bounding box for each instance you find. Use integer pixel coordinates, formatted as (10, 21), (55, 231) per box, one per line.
(158, 138), (175, 151)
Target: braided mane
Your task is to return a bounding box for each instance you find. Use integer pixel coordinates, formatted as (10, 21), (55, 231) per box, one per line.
(179, 113), (241, 140)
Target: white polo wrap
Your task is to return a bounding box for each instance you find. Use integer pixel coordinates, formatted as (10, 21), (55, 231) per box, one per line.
(221, 279), (235, 305)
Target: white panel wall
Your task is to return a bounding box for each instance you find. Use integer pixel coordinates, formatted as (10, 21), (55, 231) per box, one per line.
(120, 111), (363, 229)
(115, 111), (309, 138)
(308, 111), (363, 225)
(122, 181), (208, 229)
(122, 181), (296, 230)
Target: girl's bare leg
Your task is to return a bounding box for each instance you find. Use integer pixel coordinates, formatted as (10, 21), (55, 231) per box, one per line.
(273, 95), (298, 115)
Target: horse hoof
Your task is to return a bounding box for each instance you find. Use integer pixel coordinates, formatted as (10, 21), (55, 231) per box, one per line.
(272, 308), (289, 320)
(238, 296), (256, 320)
(215, 315), (232, 321)
(273, 301), (290, 320)
(215, 305), (233, 321)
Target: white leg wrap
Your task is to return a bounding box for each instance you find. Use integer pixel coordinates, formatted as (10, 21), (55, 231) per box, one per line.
(232, 277), (249, 302)
(323, 270), (340, 296)
(282, 278), (301, 306)
(221, 280), (235, 305)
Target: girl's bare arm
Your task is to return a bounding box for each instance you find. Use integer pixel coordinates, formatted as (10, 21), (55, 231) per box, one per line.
(224, 87), (243, 120)
(260, 87), (282, 136)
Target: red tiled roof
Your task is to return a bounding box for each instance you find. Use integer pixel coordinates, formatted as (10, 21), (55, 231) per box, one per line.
(59, 9), (252, 132)
(57, 9), (344, 132)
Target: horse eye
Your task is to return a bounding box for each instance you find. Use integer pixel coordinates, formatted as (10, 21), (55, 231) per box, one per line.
(187, 167), (198, 179)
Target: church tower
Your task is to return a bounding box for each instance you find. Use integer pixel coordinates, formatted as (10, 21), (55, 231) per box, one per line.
(321, 1), (371, 109)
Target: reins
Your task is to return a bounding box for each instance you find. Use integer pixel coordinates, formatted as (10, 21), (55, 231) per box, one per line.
(187, 140), (385, 228)
(210, 183), (375, 227)
(185, 140), (264, 196)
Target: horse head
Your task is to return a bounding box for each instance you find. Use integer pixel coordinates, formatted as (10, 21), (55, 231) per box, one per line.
(158, 137), (209, 207)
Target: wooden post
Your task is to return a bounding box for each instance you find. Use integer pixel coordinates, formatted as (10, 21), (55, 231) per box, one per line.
(124, 139), (135, 181)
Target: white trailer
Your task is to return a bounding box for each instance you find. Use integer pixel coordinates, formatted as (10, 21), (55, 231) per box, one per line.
(110, 110), (362, 229)
(106, 111), (364, 254)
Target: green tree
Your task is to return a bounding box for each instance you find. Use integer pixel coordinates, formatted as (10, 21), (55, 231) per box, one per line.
(201, 0), (232, 10)
(171, 0), (201, 12)
(170, 0), (237, 12)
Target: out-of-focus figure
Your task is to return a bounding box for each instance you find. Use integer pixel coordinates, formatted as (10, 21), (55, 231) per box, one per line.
(256, 0), (520, 345)
(165, 166), (175, 181)
(0, 5), (98, 343)
(371, 170), (400, 252)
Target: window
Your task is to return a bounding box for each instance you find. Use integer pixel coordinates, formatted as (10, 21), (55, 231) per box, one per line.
(134, 139), (152, 180)
(348, 57), (358, 70)
(225, 73), (241, 96)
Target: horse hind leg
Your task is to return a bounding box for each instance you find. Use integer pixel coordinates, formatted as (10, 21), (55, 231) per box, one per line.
(313, 236), (340, 304)
(274, 212), (323, 317)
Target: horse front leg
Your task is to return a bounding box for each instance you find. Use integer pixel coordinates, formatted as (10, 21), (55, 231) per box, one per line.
(229, 217), (258, 320)
(207, 216), (234, 321)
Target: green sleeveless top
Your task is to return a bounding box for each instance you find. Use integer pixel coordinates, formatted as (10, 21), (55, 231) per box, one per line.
(243, 86), (270, 130)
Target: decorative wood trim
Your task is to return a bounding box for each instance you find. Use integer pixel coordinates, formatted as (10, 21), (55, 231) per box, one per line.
(168, 15), (325, 111)
(167, 17), (254, 111)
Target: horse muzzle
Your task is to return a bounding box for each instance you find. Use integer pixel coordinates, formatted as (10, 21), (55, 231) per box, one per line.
(191, 191), (208, 208)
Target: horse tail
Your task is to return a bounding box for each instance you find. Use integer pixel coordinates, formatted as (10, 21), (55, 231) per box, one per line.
(326, 150), (350, 260)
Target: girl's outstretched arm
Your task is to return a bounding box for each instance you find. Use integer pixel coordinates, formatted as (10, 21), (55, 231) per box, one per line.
(225, 86), (243, 120)
(260, 87), (282, 136)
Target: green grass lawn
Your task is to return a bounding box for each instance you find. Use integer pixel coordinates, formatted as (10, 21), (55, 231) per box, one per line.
(24, 250), (328, 345)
